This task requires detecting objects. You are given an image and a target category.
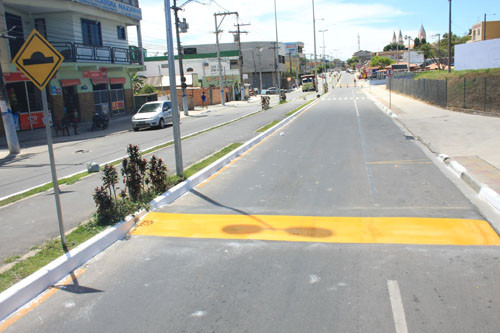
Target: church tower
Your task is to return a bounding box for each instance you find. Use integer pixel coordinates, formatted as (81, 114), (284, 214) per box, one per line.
(418, 24), (426, 41)
(392, 31), (397, 44)
(398, 30), (403, 44)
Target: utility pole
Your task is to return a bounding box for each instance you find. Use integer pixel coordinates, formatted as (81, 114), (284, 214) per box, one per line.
(0, 29), (20, 154)
(172, 0), (189, 115)
(229, 22), (250, 101)
(273, 0), (282, 101)
(484, 13), (486, 40)
(312, 0), (318, 93)
(214, 12), (238, 106)
(432, 33), (441, 70)
(256, 48), (263, 94)
(448, 0), (452, 73)
(405, 35), (412, 72)
(164, 0), (183, 176)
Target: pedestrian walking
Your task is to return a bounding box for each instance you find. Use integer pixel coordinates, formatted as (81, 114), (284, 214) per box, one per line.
(201, 91), (207, 109)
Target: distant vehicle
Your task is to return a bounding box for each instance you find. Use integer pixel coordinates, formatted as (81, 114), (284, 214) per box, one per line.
(265, 87), (279, 95)
(132, 101), (173, 131)
(301, 74), (316, 91)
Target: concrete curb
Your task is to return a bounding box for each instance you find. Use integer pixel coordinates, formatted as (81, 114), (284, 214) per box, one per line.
(0, 98), (319, 323)
(365, 93), (398, 119)
(438, 154), (500, 212)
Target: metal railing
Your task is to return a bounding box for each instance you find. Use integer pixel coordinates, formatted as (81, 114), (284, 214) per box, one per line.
(387, 76), (500, 114)
(51, 42), (141, 64)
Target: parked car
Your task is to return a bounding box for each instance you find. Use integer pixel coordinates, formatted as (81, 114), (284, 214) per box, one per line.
(265, 87), (279, 95)
(132, 101), (173, 131)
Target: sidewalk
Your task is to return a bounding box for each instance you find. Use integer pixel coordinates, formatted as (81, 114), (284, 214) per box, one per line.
(366, 84), (500, 199)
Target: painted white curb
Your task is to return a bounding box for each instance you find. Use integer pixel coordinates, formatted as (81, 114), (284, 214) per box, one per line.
(0, 98), (318, 323)
(479, 186), (500, 212)
(365, 93), (398, 119)
(0, 210), (145, 322)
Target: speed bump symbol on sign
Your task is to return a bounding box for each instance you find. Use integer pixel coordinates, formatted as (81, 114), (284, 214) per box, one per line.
(12, 29), (64, 90)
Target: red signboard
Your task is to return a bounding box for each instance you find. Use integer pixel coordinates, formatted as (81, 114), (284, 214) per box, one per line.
(19, 111), (48, 130)
(112, 101), (125, 110)
(110, 77), (126, 84)
(60, 79), (81, 87)
(4, 72), (30, 82)
(92, 78), (109, 84)
(83, 71), (102, 78)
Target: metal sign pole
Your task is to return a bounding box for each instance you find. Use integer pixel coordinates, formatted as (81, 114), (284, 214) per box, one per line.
(42, 88), (67, 252)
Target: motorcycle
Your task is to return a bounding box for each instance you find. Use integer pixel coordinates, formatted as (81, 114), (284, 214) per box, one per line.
(261, 96), (270, 110)
(90, 109), (109, 131)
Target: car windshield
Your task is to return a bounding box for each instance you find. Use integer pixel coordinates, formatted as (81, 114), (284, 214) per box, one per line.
(138, 103), (161, 113)
(302, 78), (313, 83)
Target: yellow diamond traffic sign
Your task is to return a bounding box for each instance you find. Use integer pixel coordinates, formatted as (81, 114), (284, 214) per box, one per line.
(12, 29), (64, 90)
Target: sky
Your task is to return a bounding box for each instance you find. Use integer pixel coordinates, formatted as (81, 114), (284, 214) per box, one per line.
(129, 0), (500, 60)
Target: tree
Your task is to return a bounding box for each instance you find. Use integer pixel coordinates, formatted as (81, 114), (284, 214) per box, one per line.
(369, 56), (394, 68)
(383, 42), (405, 52)
(414, 37), (421, 49)
(346, 56), (359, 69)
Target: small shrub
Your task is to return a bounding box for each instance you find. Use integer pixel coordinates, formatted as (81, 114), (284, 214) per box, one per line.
(102, 164), (118, 200)
(93, 186), (115, 225)
(122, 144), (147, 202)
(148, 155), (168, 194)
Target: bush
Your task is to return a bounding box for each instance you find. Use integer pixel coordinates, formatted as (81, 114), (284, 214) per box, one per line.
(93, 145), (175, 226)
(139, 84), (156, 94)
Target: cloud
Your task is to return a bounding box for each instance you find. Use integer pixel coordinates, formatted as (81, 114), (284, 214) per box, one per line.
(130, 0), (408, 59)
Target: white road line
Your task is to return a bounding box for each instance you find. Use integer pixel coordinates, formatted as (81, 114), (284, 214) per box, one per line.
(352, 91), (360, 117)
(387, 280), (409, 333)
(344, 97), (348, 100)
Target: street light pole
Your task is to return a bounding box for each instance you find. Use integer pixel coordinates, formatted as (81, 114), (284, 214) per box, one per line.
(312, 0), (318, 93)
(319, 29), (328, 73)
(164, 0), (183, 177)
(448, 0), (452, 73)
(405, 35), (412, 72)
(273, 0), (282, 102)
(172, 0), (188, 116)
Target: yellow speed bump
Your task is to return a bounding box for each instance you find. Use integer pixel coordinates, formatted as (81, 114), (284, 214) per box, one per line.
(131, 213), (500, 246)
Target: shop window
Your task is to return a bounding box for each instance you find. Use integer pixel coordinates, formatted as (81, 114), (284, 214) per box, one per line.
(81, 19), (102, 46)
(184, 48), (197, 55)
(35, 18), (47, 38)
(5, 12), (24, 58)
(117, 26), (126, 40)
(230, 60), (239, 69)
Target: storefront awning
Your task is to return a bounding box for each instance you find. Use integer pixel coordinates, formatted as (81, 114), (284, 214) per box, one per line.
(110, 77), (126, 84)
(61, 79), (81, 87)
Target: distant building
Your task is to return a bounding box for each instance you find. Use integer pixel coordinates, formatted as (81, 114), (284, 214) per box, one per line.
(375, 50), (424, 66)
(469, 20), (500, 42)
(353, 50), (373, 64)
(284, 42), (305, 77)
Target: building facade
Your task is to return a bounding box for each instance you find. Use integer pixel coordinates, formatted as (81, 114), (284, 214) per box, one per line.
(141, 41), (287, 89)
(469, 20), (500, 42)
(0, 0), (144, 134)
(284, 42), (305, 77)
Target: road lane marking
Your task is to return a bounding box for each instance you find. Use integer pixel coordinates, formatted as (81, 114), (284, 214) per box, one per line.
(387, 280), (409, 333)
(131, 213), (500, 246)
(367, 159), (432, 165)
(0, 268), (86, 331)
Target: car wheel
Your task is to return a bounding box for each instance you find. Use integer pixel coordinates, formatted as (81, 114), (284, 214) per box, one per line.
(133, 127), (139, 132)
(158, 118), (165, 129)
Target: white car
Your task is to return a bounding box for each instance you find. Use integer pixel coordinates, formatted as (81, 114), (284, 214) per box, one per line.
(132, 101), (173, 131)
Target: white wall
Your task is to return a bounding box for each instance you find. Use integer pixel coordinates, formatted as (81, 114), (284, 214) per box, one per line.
(139, 57), (240, 79)
(455, 38), (500, 70)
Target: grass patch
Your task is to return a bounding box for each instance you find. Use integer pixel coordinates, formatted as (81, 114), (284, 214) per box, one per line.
(415, 68), (500, 80)
(3, 256), (20, 265)
(285, 99), (315, 117)
(184, 143), (243, 178)
(0, 170), (90, 208)
(256, 120), (280, 133)
(0, 221), (106, 293)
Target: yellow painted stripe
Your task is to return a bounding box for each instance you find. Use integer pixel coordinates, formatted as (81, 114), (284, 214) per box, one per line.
(131, 213), (500, 246)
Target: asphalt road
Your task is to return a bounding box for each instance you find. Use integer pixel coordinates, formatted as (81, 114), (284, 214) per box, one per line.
(4, 73), (500, 332)
(0, 89), (313, 263)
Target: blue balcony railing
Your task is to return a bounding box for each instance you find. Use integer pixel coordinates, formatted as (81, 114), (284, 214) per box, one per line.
(51, 42), (142, 65)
